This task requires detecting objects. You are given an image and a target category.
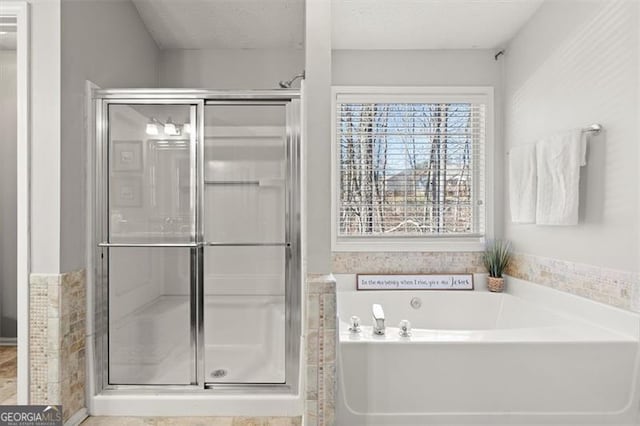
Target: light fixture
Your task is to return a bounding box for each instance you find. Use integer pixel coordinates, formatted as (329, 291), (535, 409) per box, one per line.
(0, 32), (7, 36)
(183, 123), (192, 134)
(164, 117), (179, 136)
(146, 118), (160, 135)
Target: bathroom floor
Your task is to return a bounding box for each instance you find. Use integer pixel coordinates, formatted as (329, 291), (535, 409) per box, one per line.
(0, 346), (17, 405)
(81, 417), (302, 425)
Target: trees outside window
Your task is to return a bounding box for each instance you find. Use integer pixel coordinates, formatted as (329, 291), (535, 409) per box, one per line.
(333, 88), (492, 250)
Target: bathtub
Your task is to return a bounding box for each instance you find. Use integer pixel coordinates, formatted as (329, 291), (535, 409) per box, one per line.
(336, 275), (640, 425)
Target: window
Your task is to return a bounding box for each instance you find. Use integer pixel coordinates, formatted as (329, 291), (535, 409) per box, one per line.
(332, 87), (493, 251)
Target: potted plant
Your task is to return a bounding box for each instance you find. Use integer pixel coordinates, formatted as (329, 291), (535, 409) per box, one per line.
(483, 240), (512, 292)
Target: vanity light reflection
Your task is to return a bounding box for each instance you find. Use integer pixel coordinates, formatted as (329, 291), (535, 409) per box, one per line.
(145, 117), (191, 136)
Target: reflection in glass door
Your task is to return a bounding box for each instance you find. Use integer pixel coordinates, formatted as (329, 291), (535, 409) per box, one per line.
(103, 103), (198, 385)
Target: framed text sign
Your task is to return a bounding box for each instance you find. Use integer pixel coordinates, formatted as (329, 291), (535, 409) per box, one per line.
(357, 274), (474, 291)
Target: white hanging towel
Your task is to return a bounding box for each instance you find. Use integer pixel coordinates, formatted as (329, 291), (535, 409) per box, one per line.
(509, 144), (537, 223)
(535, 129), (587, 225)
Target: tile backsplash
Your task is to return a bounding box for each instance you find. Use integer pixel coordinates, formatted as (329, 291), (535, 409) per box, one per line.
(506, 252), (640, 312)
(332, 252), (484, 274)
(332, 250), (639, 313)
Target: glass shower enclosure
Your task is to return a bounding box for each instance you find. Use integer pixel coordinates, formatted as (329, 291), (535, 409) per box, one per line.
(93, 90), (301, 393)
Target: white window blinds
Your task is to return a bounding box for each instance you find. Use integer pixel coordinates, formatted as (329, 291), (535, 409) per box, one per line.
(335, 96), (487, 239)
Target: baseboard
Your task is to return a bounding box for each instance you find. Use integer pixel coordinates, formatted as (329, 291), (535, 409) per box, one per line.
(64, 408), (88, 426)
(0, 337), (17, 346)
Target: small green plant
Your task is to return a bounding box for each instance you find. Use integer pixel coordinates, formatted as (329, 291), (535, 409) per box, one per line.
(483, 240), (512, 278)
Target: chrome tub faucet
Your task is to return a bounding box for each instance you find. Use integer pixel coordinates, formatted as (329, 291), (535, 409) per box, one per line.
(372, 303), (385, 335)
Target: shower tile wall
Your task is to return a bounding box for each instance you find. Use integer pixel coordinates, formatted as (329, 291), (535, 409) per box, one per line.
(507, 253), (640, 313)
(305, 274), (337, 426)
(29, 269), (86, 421)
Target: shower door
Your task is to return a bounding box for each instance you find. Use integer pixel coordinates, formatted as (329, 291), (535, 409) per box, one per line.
(202, 103), (292, 385)
(98, 102), (200, 386)
(96, 92), (300, 392)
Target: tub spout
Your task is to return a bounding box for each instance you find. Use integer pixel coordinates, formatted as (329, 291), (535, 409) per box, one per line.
(372, 303), (385, 335)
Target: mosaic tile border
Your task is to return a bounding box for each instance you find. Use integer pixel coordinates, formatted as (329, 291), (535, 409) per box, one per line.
(29, 273), (61, 404)
(506, 253), (640, 312)
(305, 274), (336, 426)
(29, 269), (87, 422)
(332, 251), (484, 274)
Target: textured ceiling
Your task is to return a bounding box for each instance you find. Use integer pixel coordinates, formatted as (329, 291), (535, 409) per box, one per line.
(332, 0), (545, 50)
(132, 0), (542, 50)
(132, 0), (304, 49)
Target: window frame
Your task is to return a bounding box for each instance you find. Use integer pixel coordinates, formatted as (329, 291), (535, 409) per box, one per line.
(331, 86), (495, 252)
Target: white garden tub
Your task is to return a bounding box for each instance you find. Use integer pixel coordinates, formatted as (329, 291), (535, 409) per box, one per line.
(336, 275), (640, 425)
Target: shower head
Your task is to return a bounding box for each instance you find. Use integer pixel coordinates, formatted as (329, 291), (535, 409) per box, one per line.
(278, 71), (305, 89)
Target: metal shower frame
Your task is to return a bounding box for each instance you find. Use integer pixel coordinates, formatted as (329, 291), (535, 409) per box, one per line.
(92, 89), (302, 395)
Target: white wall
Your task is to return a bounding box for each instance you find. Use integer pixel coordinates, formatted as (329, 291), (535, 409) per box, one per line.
(30, 0), (61, 274)
(60, 0), (159, 272)
(0, 50), (17, 337)
(331, 49), (505, 248)
(333, 49), (502, 87)
(158, 48), (303, 89)
(504, 0), (640, 272)
(305, 0), (332, 273)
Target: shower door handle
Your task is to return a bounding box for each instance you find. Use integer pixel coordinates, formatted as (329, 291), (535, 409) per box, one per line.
(98, 242), (289, 248)
(202, 242), (291, 247)
(97, 242), (200, 248)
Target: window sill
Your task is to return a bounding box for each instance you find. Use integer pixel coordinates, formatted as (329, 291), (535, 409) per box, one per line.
(332, 237), (485, 252)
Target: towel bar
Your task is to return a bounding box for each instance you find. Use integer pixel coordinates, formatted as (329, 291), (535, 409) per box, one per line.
(507, 124), (603, 155)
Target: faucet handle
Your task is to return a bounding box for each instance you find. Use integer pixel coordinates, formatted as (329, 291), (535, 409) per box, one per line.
(399, 319), (412, 337)
(349, 316), (361, 333)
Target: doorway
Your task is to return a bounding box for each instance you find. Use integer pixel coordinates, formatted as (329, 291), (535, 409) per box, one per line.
(0, 1), (27, 405)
